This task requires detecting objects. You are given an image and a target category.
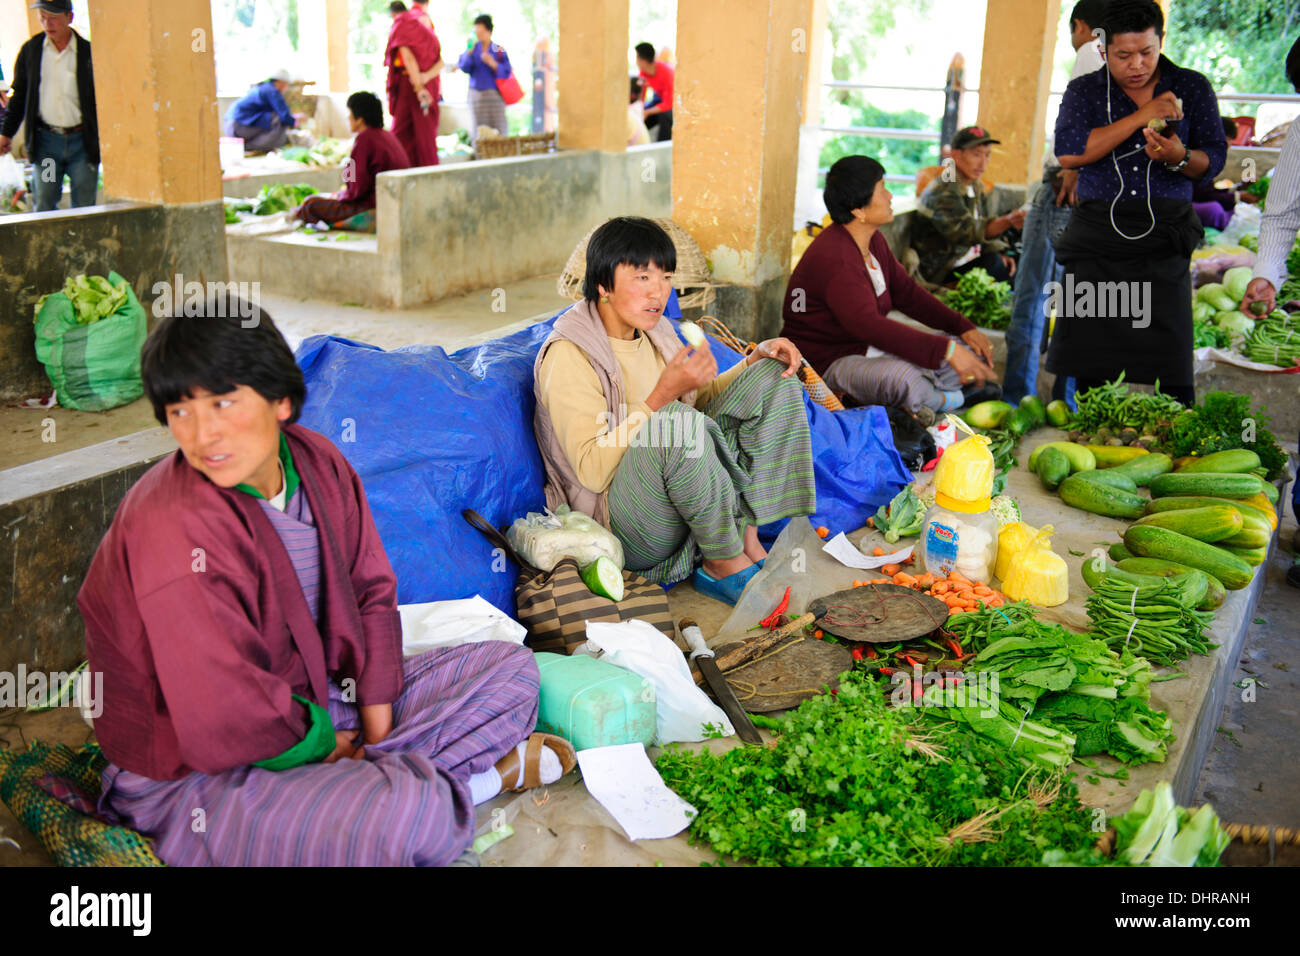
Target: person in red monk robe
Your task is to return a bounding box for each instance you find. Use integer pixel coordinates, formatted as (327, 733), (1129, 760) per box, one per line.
(295, 91), (410, 229)
(385, 6), (443, 167)
(78, 302), (576, 867)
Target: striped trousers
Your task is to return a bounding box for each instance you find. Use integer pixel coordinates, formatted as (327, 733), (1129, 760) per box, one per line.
(607, 360), (816, 585)
(97, 641), (539, 867)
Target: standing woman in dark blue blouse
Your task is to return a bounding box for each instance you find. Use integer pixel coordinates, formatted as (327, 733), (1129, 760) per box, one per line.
(456, 14), (511, 148)
(1048, 0), (1227, 404)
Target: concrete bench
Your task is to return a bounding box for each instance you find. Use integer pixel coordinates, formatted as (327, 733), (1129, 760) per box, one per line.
(225, 143), (673, 309)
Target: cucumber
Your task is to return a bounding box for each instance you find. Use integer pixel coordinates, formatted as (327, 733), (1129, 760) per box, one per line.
(1256, 480), (1280, 505)
(1145, 495), (1275, 525)
(1087, 445), (1150, 468)
(1058, 473), (1147, 519)
(1079, 556), (1168, 592)
(1122, 525), (1254, 590)
(1019, 395), (1047, 428)
(1116, 558), (1226, 610)
(1220, 524), (1272, 549)
(1149, 472), (1267, 500)
(1107, 452), (1173, 487)
(1036, 446), (1071, 491)
(1176, 449), (1261, 474)
(1028, 440), (1096, 473)
(1241, 493), (1279, 528)
(1220, 544), (1268, 567)
(579, 556), (625, 602)
(1108, 542), (1135, 562)
(1071, 469), (1139, 492)
(965, 400), (1014, 430)
(1132, 506), (1244, 543)
(1045, 399), (1071, 427)
(1003, 406), (1038, 437)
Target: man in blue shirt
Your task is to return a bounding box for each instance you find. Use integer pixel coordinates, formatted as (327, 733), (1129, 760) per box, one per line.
(1048, 0), (1225, 405)
(224, 70), (298, 153)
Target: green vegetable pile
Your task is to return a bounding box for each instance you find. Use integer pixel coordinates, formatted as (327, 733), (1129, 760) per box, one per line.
(944, 602), (1175, 765)
(873, 486), (925, 543)
(942, 267), (1011, 330)
(280, 138), (351, 167)
(36, 274), (130, 326)
(1191, 317), (1231, 350)
(655, 673), (1096, 866)
(1046, 782), (1230, 866)
(1084, 576), (1215, 667)
(250, 182), (318, 216)
(1070, 373), (1185, 442)
(1241, 175), (1270, 212)
(1241, 309), (1300, 368)
(1168, 390), (1287, 481)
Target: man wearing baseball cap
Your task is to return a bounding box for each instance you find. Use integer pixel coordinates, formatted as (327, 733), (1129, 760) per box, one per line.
(909, 125), (1025, 287)
(0, 0), (100, 212)
(223, 69), (299, 153)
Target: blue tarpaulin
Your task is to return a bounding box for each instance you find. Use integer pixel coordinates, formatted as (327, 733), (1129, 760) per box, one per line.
(295, 308), (910, 613)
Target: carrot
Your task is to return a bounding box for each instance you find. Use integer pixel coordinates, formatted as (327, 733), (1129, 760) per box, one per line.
(815, 526), (830, 539)
(973, 586), (993, 597)
(893, 572), (918, 587)
(866, 517), (875, 528)
(947, 571), (973, 586)
(872, 546), (885, 557)
(814, 629), (824, 639)
(931, 581), (950, 596)
(881, 563), (901, 576)
(871, 577), (891, 585)
(988, 597), (1004, 608)
(917, 573), (937, 588)
(948, 606), (964, 615)
(901, 553), (915, 566)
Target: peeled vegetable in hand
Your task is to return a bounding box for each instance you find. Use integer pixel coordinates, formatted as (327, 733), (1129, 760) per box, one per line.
(1222, 266), (1253, 303)
(679, 322), (707, 348)
(1002, 526), (1068, 607)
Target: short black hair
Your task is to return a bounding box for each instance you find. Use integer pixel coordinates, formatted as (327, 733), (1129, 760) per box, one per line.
(1100, 0), (1163, 45)
(1288, 34), (1300, 93)
(141, 300), (306, 427)
(389, 1), (406, 13)
(582, 217), (677, 302)
(474, 13), (493, 32)
(629, 75), (643, 103)
(824, 155), (886, 225)
(1069, 0), (1109, 32)
(635, 42), (656, 63)
(1221, 115), (1238, 141)
(347, 91), (384, 129)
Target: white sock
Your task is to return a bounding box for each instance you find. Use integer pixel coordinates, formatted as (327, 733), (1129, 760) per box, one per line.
(468, 768), (502, 805)
(506, 739), (564, 788)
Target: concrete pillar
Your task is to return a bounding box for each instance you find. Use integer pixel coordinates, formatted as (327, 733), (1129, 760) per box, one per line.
(976, 0), (1061, 188)
(557, 0), (627, 152)
(673, 0), (808, 340)
(325, 0), (350, 93)
(86, 0), (222, 204)
(793, 0), (828, 228)
(0, 0), (38, 67)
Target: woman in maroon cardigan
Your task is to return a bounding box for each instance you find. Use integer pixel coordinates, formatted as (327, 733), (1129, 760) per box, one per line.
(781, 156), (998, 420)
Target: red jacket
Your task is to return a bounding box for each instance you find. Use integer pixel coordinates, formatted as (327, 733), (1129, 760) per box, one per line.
(781, 224), (974, 373)
(79, 425), (402, 780)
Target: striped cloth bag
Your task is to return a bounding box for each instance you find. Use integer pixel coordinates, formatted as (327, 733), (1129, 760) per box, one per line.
(463, 510), (674, 654)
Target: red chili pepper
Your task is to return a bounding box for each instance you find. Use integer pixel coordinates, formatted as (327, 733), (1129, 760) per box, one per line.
(945, 637), (964, 658)
(851, 646), (864, 661)
(911, 680), (924, 701)
(865, 647), (878, 660)
(879, 666), (895, 676)
(902, 654), (923, 670)
(759, 586), (792, 629)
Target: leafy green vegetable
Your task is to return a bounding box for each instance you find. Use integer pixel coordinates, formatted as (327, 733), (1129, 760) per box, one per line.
(1168, 390), (1288, 480)
(873, 486), (925, 543)
(1112, 782), (1230, 866)
(1070, 373), (1185, 440)
(250, 182), (318, 216)
(1192, 317), (1231, 350)
(655, 673), (1096, 866)
(36, 274), (131, 326)
(942, 267), (1012, 330)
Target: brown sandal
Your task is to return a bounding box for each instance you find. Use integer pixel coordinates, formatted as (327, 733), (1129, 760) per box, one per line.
(496, 733), (578, 793)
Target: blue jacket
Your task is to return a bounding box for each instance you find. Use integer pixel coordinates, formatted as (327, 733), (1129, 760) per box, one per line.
(457, 41), (511, 91)
(226, 80), (295, 131)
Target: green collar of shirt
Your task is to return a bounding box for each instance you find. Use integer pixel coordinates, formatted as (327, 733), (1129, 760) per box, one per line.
(235, 431), (300, 502)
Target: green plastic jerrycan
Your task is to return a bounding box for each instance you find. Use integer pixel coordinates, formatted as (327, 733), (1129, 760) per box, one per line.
(534, 652), (656, 751)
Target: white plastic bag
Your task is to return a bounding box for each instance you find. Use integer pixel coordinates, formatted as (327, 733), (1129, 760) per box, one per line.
(507, 504), (624, 572)
(1218, 203), (1261, 247)
(398, 595), (526, 656)
(0, 154), (24, 193)
(584, 619), (734, 744)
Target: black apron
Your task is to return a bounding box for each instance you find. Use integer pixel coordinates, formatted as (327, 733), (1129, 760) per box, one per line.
(1046, 198), (1203, 387)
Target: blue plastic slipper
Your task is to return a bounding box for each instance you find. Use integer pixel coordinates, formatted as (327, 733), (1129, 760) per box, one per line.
(692, 562), (762, 606)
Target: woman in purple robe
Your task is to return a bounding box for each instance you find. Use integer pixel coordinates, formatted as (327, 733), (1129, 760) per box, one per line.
(78, 299), (574, 866)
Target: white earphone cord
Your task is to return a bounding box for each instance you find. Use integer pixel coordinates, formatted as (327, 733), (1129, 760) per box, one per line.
(1106, 70), (1157, 241)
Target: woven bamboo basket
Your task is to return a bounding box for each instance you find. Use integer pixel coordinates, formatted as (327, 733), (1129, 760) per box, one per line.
(557, 217), (716, 309)
(475, 131), (557, 160)
(1096, 822), (1300, 866)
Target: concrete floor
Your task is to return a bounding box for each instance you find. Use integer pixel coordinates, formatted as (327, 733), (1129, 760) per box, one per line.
(1, 276), (571, 471)
(1193, 516), (1300, 829)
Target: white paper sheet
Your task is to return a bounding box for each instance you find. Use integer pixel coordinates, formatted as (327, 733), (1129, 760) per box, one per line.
(577, 743), (695, 841)
(821, 532), (914, 570)
(398, 595), (526, 656)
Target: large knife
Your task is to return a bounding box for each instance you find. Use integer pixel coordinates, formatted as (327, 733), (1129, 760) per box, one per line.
(679, 618), (763, 744)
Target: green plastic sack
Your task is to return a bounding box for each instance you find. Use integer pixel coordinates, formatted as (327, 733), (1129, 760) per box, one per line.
(32, 271), (147, 411)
